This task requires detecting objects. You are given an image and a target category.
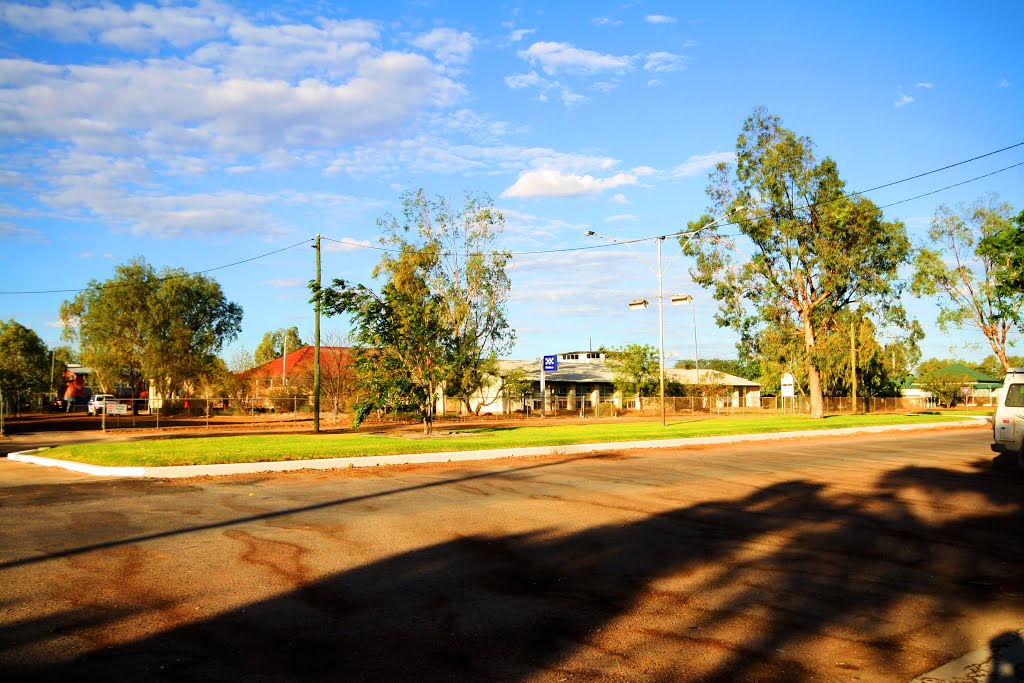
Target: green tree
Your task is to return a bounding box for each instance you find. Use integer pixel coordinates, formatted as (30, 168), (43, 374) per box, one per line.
(0, 319), (50, 408)
(606, 344), (658, 408)
(673, 357), (761, 380)
(912, 194), (1020, 371)
(315, 190), (515, 431)
(980, 206), (1024, 336)
(916, 359), (973, 408)
(973, 355), (1024, 378)
(318, 243), (449, 433)
(498, 367), (533, 415)
(254, 326), (305, 365)
(684, 108), (911, 418)
(60, 257), (242, 410)
(48, 344), (77, 400)
(387, 190), (515, 413)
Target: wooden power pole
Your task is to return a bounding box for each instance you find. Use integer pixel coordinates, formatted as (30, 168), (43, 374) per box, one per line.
(314, 234), (321, 433)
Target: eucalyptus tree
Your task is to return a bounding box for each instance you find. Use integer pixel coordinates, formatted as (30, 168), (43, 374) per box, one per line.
(0, 319), (50, 407)
(683, 108), (911, 418)
(254, 327), (305, 365)
(914, 194), (1021, 371)
(606, 344), (659, 409)
(315, 190), (515, 432)
(60, 257), (242, 407)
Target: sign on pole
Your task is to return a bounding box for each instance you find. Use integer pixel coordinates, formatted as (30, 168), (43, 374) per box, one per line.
(543, 355), (558, 372)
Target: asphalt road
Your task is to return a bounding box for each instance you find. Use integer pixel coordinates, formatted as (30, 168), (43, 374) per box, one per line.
(1, 425), (1021, 682)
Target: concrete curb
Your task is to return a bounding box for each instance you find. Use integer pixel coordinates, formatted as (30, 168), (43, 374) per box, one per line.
(6, 420), (985, 479)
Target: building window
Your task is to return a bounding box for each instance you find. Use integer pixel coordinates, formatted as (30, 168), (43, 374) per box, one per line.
(562, 353), (579, 360)
(587, 352), (601, 359)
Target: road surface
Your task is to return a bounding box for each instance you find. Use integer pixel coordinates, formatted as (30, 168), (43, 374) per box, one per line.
(1, 425), (1021, 682)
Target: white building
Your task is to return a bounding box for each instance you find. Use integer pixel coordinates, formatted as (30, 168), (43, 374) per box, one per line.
(451, 351), (761, 416)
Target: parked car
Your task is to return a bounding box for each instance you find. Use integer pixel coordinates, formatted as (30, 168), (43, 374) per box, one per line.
(87, 394), (114, 416)
(991, 368), (1024, 467)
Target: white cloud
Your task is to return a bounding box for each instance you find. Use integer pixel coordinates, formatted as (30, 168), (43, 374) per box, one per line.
(411, 28), (477, 64)
(505, 71), (545, 89)
(193, 18), (380, 80)
(518, 41), (632, 76)
(592, 17), (623, 27)
(507, 28), (535, 42)
(560, 89), (588, 108)
(645, 15), (677, 24)
(647, 79), (662, 87)
(327, 133), (619, 178)
(610, 193), (631, 205)
(606, 214), (636, 222)
(0, 52), (461, 161)
(893, 88), (915, 108)
(501, 169), (637, 199)
(0, 222), (45, 240)
(671, 151), (734, 177)
(915, 82), (934, 88)
(644, 51), (688, 73)
(0, 1), (230, 50)
(996, 77), (1011, 88)
(45, 319), (67, 329)
(265, 278), (304, 288)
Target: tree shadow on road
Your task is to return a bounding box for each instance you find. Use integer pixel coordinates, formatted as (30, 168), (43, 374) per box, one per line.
(4, 458), (1024, 682)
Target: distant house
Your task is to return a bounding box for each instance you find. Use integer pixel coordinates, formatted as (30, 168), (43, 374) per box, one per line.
(62, 363), (94, 409)
(448, 351), (761, 416)
(902, 362), (1003, 406)
(239, 346), (353, 407)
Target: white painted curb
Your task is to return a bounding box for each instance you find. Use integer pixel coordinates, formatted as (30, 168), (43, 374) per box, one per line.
(7, 420), (983, 479)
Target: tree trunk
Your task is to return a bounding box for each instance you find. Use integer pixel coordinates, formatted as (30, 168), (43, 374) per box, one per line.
(802, 312), (824, 419)
(807, 362), (824, 419)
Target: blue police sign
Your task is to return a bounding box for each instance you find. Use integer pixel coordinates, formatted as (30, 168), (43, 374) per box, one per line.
(543, 355), (558, 372)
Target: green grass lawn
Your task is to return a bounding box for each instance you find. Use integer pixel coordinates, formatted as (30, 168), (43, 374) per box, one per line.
(39, 413), (974, 468)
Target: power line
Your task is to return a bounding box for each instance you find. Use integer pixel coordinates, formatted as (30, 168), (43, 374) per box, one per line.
(4, 141), (1022, 294)
(875, 160), (1024, 211)
(850, 140), (1023, 197)
(323, 143), (1024, 257)
(0, 238), (314, 295)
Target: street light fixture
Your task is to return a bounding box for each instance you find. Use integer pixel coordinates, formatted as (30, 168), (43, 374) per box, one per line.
(585, 208), (742, 425)
(628, 298), (650, 310)
(671, 293), (699, 388)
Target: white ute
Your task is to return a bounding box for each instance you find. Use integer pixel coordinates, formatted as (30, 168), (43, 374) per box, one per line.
(991, 367), (1024, 467)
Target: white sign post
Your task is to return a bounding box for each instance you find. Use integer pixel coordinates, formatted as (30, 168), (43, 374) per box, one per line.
(541, 355), (558, 418)
(781, 373), (795, 414)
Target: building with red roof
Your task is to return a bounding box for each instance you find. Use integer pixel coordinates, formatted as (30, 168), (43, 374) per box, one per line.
(239, 346), (354, 410)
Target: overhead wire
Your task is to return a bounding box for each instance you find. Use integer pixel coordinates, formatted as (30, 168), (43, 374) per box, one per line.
(324, 147), (1024, 256)
(0, 238), (314, 295)
(3, 141), (1022, 295)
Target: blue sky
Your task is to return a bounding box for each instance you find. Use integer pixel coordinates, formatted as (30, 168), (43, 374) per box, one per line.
(1, 1), (1022, 367)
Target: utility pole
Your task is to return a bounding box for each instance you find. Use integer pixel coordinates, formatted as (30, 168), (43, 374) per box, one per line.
(313, 234), (321, 433)
(850, 318), (858, 414)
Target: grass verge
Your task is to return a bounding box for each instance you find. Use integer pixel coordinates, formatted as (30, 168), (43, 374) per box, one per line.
(38, 413), (975, 468)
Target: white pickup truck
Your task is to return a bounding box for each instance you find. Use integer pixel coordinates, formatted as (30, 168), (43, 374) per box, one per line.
(991, 367), (1024, 467)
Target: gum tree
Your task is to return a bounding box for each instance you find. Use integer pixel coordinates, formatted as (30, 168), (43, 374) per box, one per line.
(914, 194), (1021, 371)
(683, 108), (911, 418)
(315, 190), (515, 432)
(60, 257), (243, 408)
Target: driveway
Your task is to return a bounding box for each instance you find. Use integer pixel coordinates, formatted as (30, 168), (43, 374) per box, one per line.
(1, 425), (1020, 681)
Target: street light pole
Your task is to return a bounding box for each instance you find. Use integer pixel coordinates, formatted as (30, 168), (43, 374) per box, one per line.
(585, 210), (740, 426)
(656, 236), (666, 426)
